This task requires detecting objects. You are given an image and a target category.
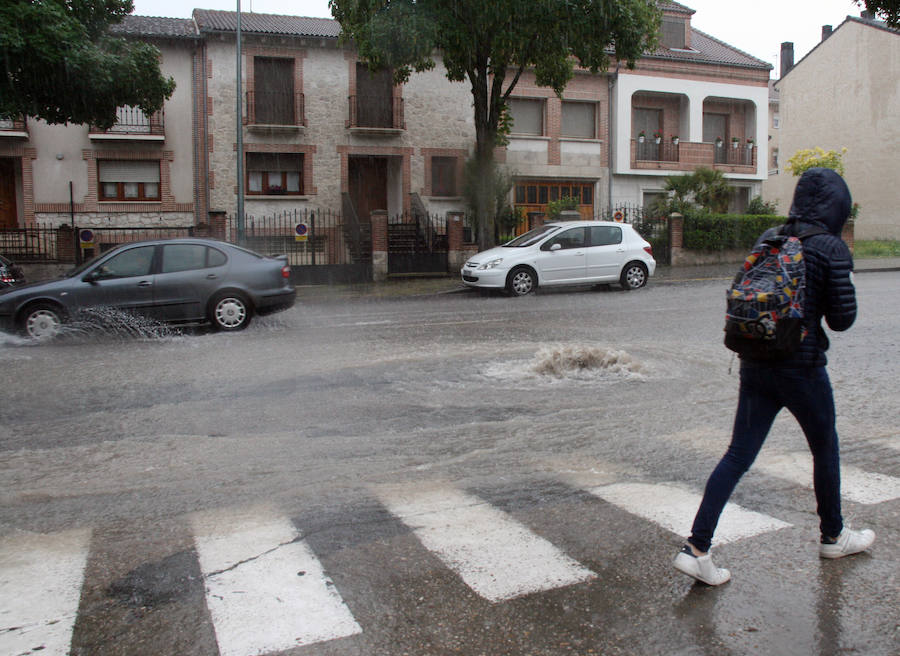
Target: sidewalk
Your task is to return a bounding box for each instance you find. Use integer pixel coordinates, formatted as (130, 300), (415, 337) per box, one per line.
(293, 257), (900, 302)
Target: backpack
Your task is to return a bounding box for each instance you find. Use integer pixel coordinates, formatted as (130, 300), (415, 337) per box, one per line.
(723, 224), (827, 361)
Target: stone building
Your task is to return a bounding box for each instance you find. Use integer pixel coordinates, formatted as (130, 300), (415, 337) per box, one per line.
(1, 1), (773, 238)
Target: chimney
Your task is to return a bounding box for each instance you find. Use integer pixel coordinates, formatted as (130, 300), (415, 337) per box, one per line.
(861, 10), (875, 20)
(822, 25), (833, 40)
(780, 42), (794, 78)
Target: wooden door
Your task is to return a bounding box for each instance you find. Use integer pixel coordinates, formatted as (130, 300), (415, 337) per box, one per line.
(348, 156), (388, 222)
(0, 159), (17, 228)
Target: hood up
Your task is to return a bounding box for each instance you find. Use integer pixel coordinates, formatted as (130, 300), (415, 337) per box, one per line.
(787, 167), (852, 235)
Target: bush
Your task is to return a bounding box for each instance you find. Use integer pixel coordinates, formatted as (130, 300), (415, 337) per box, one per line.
(682, 212), (785, 251)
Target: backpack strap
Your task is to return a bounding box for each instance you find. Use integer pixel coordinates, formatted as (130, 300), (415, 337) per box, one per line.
(780, 222), (828, 240)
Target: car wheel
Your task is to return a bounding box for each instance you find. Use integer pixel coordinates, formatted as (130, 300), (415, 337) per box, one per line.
(507, 266), (537, 296)
(19, 303), (66, 340)
(620, 262), (648, 290)
(209, 292), (252, 331)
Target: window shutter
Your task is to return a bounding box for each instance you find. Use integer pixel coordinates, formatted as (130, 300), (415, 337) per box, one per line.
(98, 161), (160, 183)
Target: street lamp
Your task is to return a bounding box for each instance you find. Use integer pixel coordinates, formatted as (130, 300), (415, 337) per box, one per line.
(235, 0), (245, 242)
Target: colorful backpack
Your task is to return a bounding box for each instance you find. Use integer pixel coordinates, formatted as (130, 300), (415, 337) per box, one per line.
(724, 225), (826, 360)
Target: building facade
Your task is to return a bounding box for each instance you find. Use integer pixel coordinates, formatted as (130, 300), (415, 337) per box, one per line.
(1, 1), (773, 241)
(766, 16), (899, 240)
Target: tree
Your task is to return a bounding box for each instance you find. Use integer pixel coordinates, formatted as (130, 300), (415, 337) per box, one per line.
(0, 0), (175, 129)
(329, 0), (661, 248)
(857, 0), (900, 26)
(786, 147), (847, 177)
(657, 167), (730, 214)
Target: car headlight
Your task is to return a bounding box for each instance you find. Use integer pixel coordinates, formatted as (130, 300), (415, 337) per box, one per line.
(477, 258), (504, 270)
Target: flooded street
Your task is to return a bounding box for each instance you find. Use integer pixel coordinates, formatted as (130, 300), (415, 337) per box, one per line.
(1, 272), (898, 655)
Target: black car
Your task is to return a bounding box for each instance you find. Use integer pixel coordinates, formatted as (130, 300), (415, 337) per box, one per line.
(0, 238), (296, 340)
(0, 254), (25, 287)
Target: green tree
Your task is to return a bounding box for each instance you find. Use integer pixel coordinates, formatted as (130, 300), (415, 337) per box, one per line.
(0, 0), (175, 129)
(857, 0), (900, 26)
(656, 167), (730, 214)
(329, 0), (660, 248)
(786, 147), (847, 177)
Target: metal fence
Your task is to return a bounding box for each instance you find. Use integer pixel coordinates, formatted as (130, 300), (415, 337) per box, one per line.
(597, 204), (670, 265)
(0, 224), (59, 262)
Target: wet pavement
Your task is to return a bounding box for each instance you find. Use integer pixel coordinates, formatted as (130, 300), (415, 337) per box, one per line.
(293, 257), (900, 301)
(1, 267), (898, 656)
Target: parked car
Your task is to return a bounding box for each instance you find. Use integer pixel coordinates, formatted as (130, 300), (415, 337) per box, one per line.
(0, 238), (296, 340)
(0, 254), (25, 287)
(461, 221), (656, 295)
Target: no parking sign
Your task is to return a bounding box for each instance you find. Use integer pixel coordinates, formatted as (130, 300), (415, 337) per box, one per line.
(79, 229), (95, 248)
(295, 223), (308, 242)
(612, 210), (625, 223)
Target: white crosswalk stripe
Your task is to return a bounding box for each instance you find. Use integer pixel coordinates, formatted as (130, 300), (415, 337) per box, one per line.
(0, 528), (91, 656)
(585, 482), (792, 544)
(189, 505), (361, 656)
(378, 485), (596, 602)
(756, 452), (900, 505)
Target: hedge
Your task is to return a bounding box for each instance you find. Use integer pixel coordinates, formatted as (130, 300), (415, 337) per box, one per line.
(682, 213), (785, 251)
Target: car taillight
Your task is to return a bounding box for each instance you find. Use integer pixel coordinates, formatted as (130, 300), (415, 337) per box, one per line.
(644, 245), (653, 257)
(281, 265), (291, 279)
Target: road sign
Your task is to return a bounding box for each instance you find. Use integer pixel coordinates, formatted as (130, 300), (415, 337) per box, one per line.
(295, 223), (308, 242)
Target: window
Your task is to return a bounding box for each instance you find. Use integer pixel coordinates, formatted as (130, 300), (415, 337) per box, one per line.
(254, 58), (295, 125)
(97, 246), (155, 278)
(589, 226), (622, 246)
(660, 17), (686, 49)
(562, 102), (596, 139)
(247, 153), (303, 195)
(98, 161), (160, 201)
(543, 227), (586, 250)
(356, 63), (394, 128)
(633, 108), (661, 139)
(160, 244), (227, 274)
(508, 98), (543, 136)
(703, 113), (727, 144)
(431, 157), (457, 196)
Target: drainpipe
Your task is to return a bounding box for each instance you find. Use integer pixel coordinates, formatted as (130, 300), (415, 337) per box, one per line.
(607, 63), (620, 215)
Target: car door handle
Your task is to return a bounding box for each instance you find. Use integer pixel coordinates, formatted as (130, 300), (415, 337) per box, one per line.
(206, 274), (218, 279)
(138, 281), (153, 287)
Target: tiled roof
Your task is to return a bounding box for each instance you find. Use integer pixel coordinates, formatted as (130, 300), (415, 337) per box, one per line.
(110, 15), (198, 38)
(193, 9), (341, 38)
(646, 28), (772, 70)
(658, 1), (695, 15)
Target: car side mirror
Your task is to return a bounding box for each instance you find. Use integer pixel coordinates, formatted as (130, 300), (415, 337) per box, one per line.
(84, 269), (103, 283)
(549, 243), (562, 252)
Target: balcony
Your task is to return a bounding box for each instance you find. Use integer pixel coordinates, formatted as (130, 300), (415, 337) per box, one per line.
(89, 106), (164, 141)
(348, 95), (404, 135)
(246, 91), (305, 132)
(632, 139), (757, 174)
(0, 116), (28, 139)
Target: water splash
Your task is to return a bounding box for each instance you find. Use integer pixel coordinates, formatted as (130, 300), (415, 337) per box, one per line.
(60, 307), (179, 342)
(482, 344), (647, 384)
(531, 345), (645, 378)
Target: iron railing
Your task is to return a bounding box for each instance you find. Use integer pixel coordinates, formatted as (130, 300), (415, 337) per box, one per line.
(635, 140), (680, 162)
(90, 106), (165, 136)
(246, 91), (304, 126)
(0, 224), (58, 262)
(714, 143), (755, 166)
(348, 95), (404, 130)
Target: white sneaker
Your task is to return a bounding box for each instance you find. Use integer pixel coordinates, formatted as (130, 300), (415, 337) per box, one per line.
(819, 527), (875, 559)
(673, 545), (731, 585)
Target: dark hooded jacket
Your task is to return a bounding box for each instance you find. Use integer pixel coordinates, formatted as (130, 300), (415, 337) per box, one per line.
(751, 167), (857, 367)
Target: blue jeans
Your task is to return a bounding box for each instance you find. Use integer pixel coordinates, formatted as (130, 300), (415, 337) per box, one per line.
(688, 363), (843, 553)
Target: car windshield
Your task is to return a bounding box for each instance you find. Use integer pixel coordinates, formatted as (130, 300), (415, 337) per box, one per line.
(502, 225), (560, 248)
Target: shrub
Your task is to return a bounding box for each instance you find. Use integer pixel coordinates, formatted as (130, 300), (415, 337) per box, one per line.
(682, 212), (784, 251)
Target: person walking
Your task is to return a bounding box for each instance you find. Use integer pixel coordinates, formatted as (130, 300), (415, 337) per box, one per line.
(673, 167), (874, 586)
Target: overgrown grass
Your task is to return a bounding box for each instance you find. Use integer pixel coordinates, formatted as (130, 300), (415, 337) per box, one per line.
(854, 240), (900, 258)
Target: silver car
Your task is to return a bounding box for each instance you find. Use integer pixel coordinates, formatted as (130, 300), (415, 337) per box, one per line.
(0, 238), (296, 339)
(461, 221), (656, 295)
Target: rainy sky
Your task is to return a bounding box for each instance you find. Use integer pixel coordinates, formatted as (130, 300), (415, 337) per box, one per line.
(131, 0), (870, 76)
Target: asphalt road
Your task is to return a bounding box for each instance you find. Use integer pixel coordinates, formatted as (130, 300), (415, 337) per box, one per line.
(1, 270), (898, 656)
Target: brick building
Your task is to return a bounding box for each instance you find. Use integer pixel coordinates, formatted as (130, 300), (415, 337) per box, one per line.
(1, 1), (772, 237)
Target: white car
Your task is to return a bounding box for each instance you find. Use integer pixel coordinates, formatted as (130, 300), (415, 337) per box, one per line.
(461, 220), (656, 295)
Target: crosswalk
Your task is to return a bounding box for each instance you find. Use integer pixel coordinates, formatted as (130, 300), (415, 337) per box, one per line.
(2, 453), (897, 656)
